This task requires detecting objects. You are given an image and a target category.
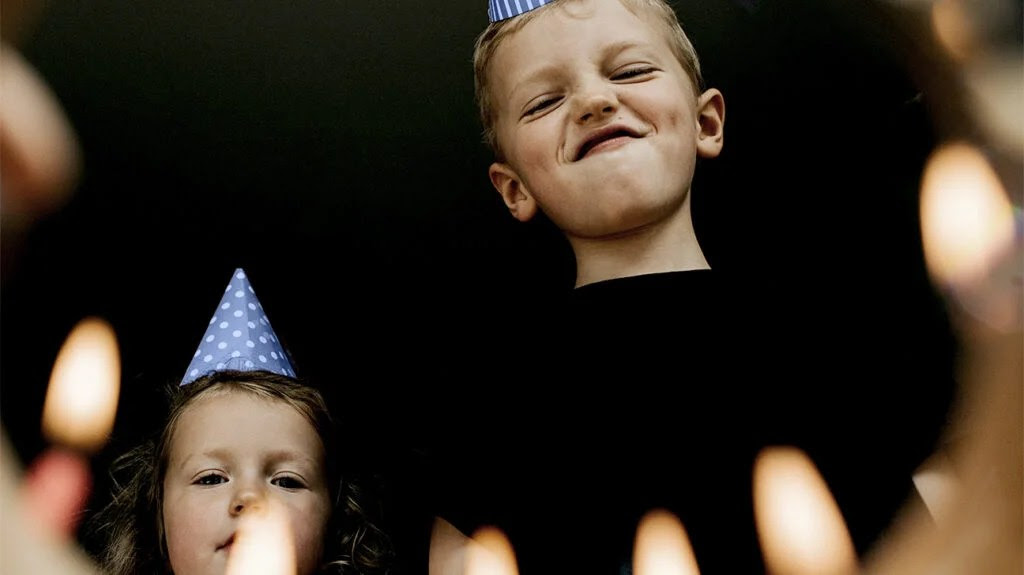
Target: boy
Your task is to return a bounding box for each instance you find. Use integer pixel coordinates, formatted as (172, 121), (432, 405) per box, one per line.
(477, 0), (724, 288)
(429, 2), (763, 574)
(426, 2), (931, 574)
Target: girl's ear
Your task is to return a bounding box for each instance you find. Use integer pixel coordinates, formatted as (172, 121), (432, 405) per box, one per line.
(489, 162), (538, 222)
(695, 88), (725, 159)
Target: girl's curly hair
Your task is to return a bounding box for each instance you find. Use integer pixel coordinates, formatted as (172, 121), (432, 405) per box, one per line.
(87, 370), (394, 575)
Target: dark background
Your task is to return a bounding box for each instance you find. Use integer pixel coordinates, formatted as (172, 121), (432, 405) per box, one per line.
(2, 0), (964, 570)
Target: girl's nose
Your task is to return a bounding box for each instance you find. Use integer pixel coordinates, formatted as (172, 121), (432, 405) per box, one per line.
(229, 485), (266, 516)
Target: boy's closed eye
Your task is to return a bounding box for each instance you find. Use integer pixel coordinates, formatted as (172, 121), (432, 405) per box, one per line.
(523, 95), (564, 118)
(611, 66), (658, 81)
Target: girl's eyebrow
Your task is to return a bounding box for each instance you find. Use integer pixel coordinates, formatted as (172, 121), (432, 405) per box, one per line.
(178, 448), (233, 472)
(263, 449), (320, 469)
(177, 449), (320, 472)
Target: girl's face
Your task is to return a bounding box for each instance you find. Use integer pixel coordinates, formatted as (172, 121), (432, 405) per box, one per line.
(162, 391), (331, 575)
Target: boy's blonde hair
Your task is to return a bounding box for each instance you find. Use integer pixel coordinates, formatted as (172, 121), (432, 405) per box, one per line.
(473, 0), (705, 159)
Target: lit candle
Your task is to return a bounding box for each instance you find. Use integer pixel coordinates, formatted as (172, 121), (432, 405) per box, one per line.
(919, 141), (1018, 331)
(633, 509), (701, 575)
(753, 446), (858, 575)
(225, 501), (296, 575)
(23, 317), (120, 537)
(919, 142), (1015, 291)
(41, 317), (121, 451)
(429, 517), (477, 575)
(464, 526), (519, 575)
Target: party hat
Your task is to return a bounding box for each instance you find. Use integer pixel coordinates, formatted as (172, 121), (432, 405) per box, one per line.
(181, 268), (295, 385)
(488, 0), (550, 23)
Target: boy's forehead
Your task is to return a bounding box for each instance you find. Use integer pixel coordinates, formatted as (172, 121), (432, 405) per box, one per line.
(489, 2), (667, 89)
(494, 2), (666, 60)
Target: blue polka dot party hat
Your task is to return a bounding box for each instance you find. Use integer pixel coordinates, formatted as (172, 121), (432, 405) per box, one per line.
(181, 268), (295, 385)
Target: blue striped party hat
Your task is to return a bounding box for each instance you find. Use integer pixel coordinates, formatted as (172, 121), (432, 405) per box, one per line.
(488, 0), (551, 23)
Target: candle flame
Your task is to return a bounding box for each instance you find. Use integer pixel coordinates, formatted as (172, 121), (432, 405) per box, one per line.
(42, 317), (120, 453)
(465, 526), (519, 575)
(753, 447), (858, 575)
(931, 0), (976, 61)
(920, 142), (1015, 290)
(225, 501), (296, 575)
(633, 509), (701, 575)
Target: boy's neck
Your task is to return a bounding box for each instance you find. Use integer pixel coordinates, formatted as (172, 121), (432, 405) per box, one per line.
(570, 191), (709, 288)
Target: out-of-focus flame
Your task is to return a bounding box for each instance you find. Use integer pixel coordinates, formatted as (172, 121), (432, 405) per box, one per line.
(920, 142), (1015, 290)
(464, 526), (519, 575)
(753, 447), (857, 575)
(931, 0), (975, 61)
(42, 318), (120, 453)
(225, 501), (296, 575)
(633, 509), (701, 575)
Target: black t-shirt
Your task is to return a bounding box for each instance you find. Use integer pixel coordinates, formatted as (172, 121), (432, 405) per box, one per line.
(419, 270), (766, 574)
(410, 269), (947, 574)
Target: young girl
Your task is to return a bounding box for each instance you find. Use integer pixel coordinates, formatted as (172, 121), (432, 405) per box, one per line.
(88, 270), (392, 575)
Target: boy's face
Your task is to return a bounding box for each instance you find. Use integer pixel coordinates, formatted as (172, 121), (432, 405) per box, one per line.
(162, 391), (330, 575)
(487, 0), (723, 239)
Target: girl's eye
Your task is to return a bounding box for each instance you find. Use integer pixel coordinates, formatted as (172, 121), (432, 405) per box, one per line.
(271, 476), (306, 490)
(194, 473), (227, 486)
(613, 67), (656, 80)
(525, 96), (562, 117)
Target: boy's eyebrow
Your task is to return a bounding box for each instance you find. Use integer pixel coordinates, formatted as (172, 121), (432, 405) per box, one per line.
(600, 40), (651, 59)
(508, 63), (562, 106)
(508, 40), (656, 105)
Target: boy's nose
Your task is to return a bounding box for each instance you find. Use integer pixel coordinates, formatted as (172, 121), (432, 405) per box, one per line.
(574, 89), (618, 125)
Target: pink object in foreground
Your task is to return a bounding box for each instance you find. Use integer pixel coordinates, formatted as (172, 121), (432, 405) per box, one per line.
(22, 448), (92, 537)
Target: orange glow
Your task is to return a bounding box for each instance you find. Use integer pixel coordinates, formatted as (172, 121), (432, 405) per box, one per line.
(225, 502), (296, 575)
(465, 526), (519, 575)
(753, 447), (857, 575)
(931, 0), (975, 61)
(633, 509), (701, 575)
(920, 142), (1015, 289)
(42, 318), (120, 452)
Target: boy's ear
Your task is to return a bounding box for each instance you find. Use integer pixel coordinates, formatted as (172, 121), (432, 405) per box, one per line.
(695, 88), (725, 159)
(489, 162), (537, 222)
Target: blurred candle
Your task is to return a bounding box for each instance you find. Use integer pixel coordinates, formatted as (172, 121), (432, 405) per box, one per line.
(465, 526), (519, 575)
(225, 501), (296, 575)
(633, 509), (701, 575)
(920, 142), (1015, 290)
(23, 317), (120, 537)
(753, 447), (858, 575)
(41, 317), (120, 451)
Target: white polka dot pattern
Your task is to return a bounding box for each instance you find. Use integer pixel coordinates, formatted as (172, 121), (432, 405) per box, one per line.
(180, 268), (296, 385)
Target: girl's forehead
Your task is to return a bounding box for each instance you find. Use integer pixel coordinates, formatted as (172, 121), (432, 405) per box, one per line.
(169, 391), (323, 456)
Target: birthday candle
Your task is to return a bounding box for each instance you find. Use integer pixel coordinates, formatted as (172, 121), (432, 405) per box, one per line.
(464, 526), (519, 575)
(225, 501), (297, 575)
(753, 446), (858, 575)
(633, 509), (700, 575)
(24, 317), (119, 537)
(41, 317), (120, 452)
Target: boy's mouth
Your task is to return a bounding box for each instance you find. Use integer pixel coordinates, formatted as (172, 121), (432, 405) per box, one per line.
(574, 125), (642, 161)
(217, 533), (236, 551)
